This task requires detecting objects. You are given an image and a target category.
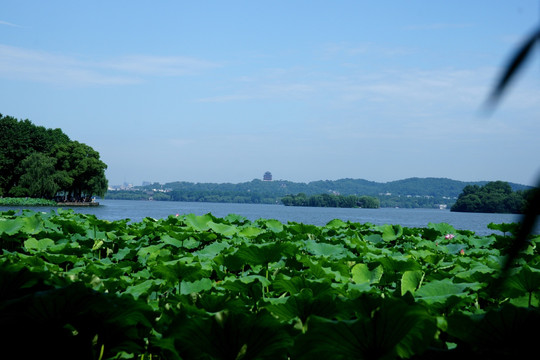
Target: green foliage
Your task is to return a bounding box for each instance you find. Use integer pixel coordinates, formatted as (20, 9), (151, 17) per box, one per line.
(0, 114), (107, 199)
(451, 180), (530, 214)
(1, 209), (539, 358)
(281, 193), (380, 208)
(109, 177), (530, 208)
(0, 197), (57, 206)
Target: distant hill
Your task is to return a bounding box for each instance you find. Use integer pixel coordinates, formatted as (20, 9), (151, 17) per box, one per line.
(106, 177), (531, 209)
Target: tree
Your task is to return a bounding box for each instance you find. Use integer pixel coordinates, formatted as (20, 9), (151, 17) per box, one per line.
(0, 114), (70, 196)
(52, 141), (108, 199)
(11, 153), (60, 198)
(451, 181), (526, 214)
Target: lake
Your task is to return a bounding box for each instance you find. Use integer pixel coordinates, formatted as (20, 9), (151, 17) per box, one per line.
(2, 199), (536, 236)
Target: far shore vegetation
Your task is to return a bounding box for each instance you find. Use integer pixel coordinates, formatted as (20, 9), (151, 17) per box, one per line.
(451, 181), (537, 214)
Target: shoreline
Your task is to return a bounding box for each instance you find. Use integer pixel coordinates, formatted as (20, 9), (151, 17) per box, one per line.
(57, 202), (100, 207)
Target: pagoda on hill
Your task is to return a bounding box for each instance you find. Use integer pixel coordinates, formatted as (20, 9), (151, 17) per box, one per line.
(263, 171), (272, 181)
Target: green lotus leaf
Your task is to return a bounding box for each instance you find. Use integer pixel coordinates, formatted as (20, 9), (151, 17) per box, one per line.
(184, 213), (214, 231)
(123, 279), (161, 300)
(415, 278), (481, 308)
(165, 310), (292, 360)
(238, 226), (265, 238)
(351, 263), (384, 285)
(452, 262), (496, 283)
(401, 270), (424, 296)
(112, 247), (132, 261)
(304, 239), (354, 259)
(263, 219), (284, 233)
(365, 233), (384, 244)
(0, 213), (47, 236)
(224, 213), (248, 224)
(428, 222), (456, 236)
(23, 238), (55, 252)
(161, 234), (183, 248)
(375, 255), (421, 275)
(378, 224), (403, 242)
(293, 295), (437, 359)
(444, 243), (467, 255)
(503, 265), (540, 302)
(154, 260), (211, 285)
(231, 242), (296, 267)
(208, 221), (237, 237)
(273, 275), (334, 297)
(194, 241), (231, 259)
(487, 222), (520, 235)
(180, 278), (213, 295)
(326, 219), (347, 229)
(266, 288), (339, 325)
(468, 236), (495, 248)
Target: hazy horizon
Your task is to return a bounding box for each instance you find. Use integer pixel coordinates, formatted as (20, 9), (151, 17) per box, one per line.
(2, 1), (540, 187)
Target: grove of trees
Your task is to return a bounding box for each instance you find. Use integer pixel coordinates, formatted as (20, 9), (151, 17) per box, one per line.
(281, 193), (380, 208)
(450, 181), (533, 214)
(0, 114), (108, 200)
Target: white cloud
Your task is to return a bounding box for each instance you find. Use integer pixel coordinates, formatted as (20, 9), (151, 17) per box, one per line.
(100, 55), (220, 76)
(0, 20), (21, 27)
(0, 44), (219, 86)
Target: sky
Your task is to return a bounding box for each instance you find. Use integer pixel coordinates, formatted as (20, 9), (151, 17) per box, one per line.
(2, 1), (540, 187)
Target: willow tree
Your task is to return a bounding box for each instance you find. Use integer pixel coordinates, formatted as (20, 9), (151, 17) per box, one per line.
(52, 141), (108, 200)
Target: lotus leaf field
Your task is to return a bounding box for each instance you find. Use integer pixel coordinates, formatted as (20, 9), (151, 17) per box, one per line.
(1, 209), (539, 359)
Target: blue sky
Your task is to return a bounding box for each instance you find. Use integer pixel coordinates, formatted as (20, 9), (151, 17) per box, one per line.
(2, 1), (540, 186)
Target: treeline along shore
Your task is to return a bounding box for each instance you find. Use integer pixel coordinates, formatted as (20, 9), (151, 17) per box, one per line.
(105, 177), (533, 211)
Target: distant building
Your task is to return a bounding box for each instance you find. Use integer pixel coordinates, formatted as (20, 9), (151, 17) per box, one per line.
(263, 171), (272, 181)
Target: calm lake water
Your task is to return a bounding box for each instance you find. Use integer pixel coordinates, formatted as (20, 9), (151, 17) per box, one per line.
(2, 199), (536, 236)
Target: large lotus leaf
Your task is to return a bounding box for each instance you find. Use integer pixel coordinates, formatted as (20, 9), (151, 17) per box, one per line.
(23, 238), (55, 252)
(194, 241), (231, 259)
(452, 262), (496, 283)
(401, 270), (424, 296)
(266, 288), (340, 325)
(446, 304), (540, 358)
(293, 295), (437, 359)
(238, 226), (265, 238)
(444, 243), (467, 255)
(303, 239), (354, 259)
(468, 236), (495, 248)
(161, 234), (183, 248)
(415, 278), (481, 310)
(263, 219), (284, 233)
(378, 224), (403, 242)
(326, 219), (347, 229)
(192, 293), (247, 314)
(375, 255), (421, 275)
(224, 213), (248, 224)
(351, 263), (384, 285)
(165, 310), (292, 360)
(124, 279), (163, 300)
(229, 242), (296, 268)
(428, 222), (456, 236)
(487, 222), (520, 235)
(0, 213), (46, 236)
(112, 247), (132, 261)
(153, 261), (211, 284)
(208, 221), (237, 237)
(180, 278), (213, 295)
(272, 275), (334, 297)
(502, 265), (540, 299)
(184, 213), (214, 232)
